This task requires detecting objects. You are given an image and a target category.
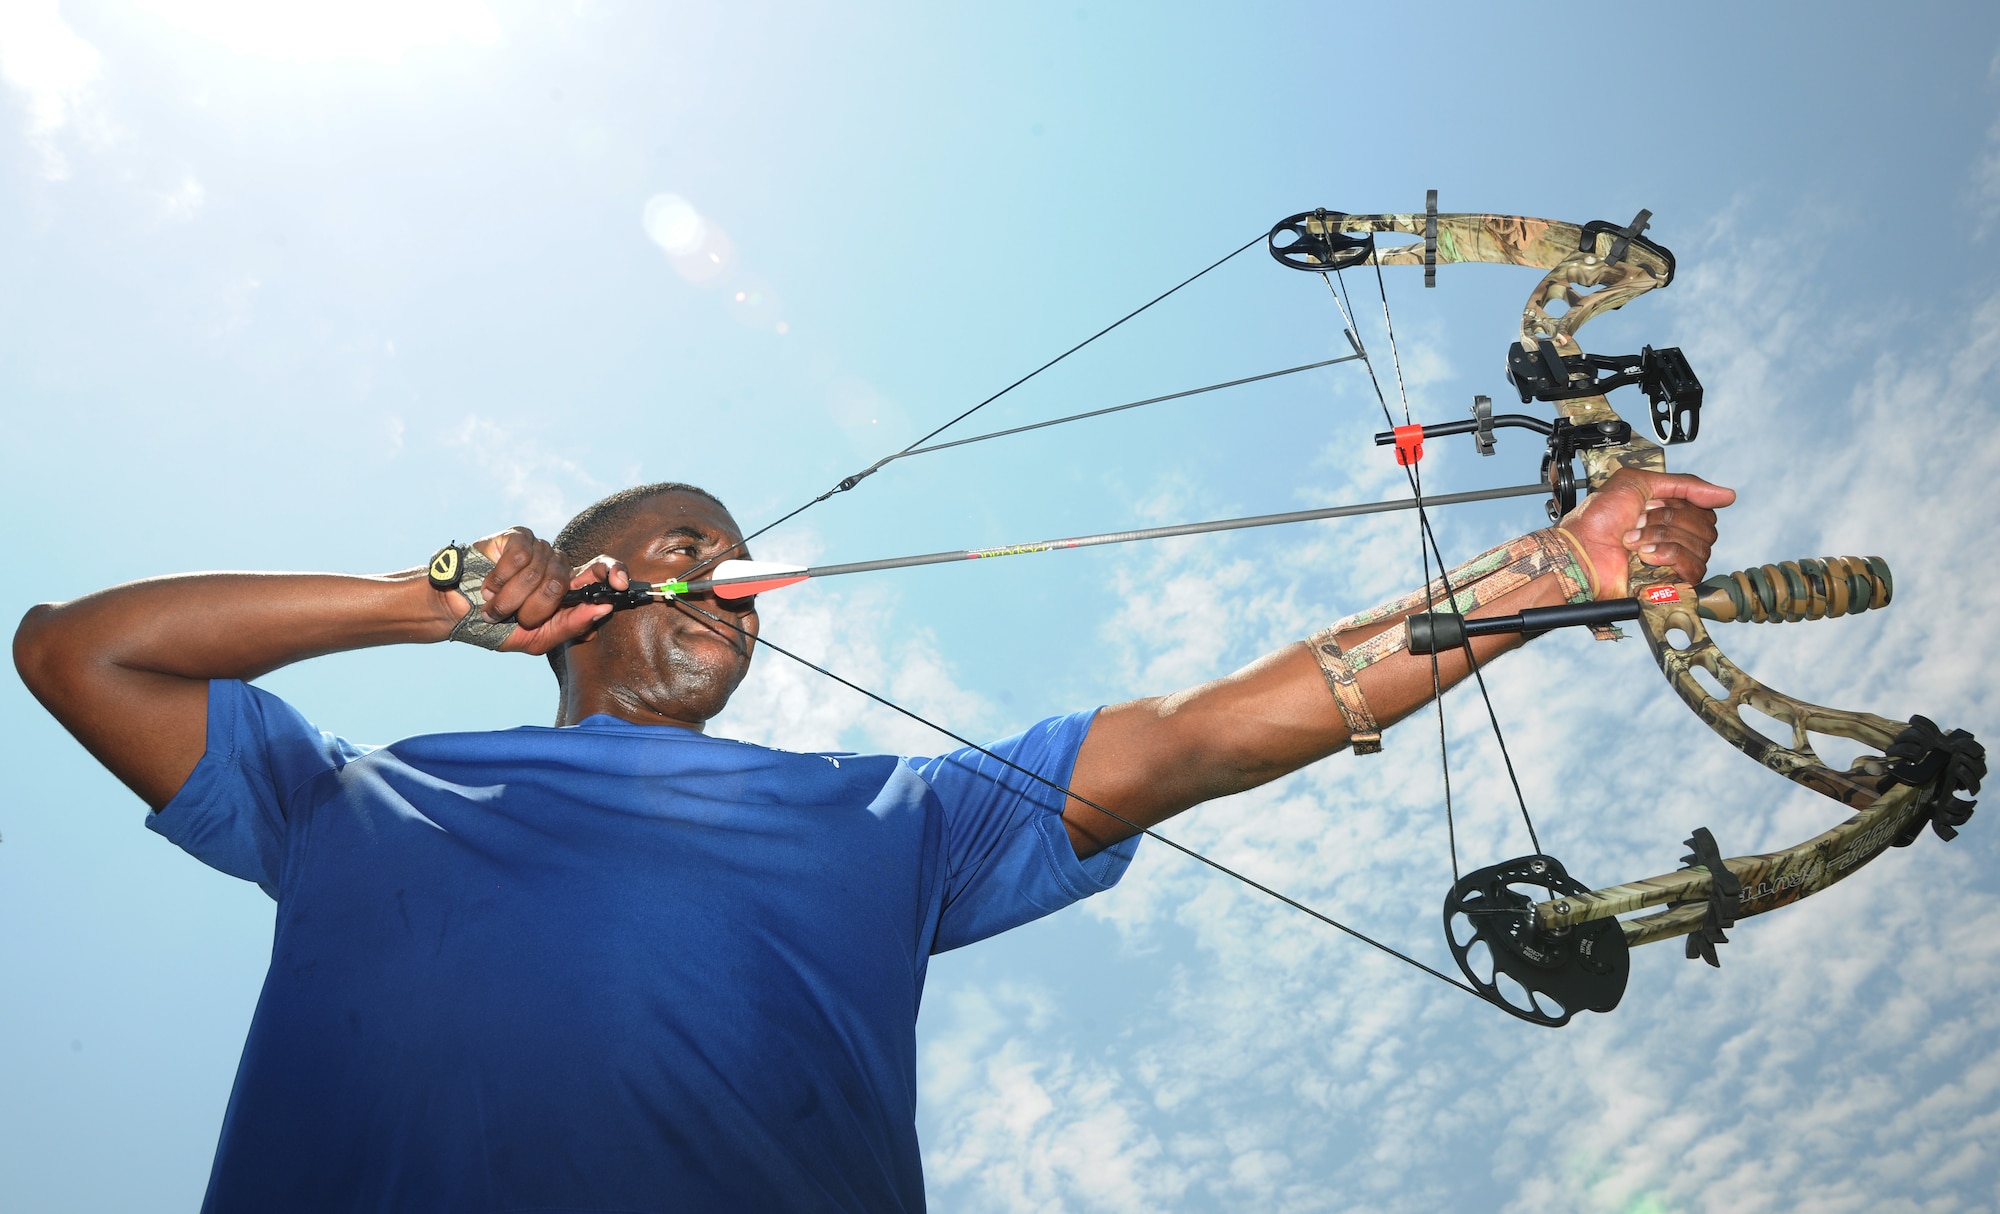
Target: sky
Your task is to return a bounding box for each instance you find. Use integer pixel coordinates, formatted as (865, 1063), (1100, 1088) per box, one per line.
(2, 1), (1999, 1210)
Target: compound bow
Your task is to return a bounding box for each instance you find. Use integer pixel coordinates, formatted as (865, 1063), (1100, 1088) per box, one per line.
(1269, 202), (1985, 1025)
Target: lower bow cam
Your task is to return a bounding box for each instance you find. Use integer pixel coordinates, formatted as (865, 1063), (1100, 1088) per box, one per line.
(1442, 854), (1629, 1027)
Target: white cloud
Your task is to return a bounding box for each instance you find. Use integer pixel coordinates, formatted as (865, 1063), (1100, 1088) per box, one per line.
(921, 984), (1194, 1214)
(208, 273), (260, 337)
(918, 216), (2000, 1210)
(711, 579), (996, 758)
(0, 0), (105, 180)
(157, 169), (205, 220)
(132, 0), (498, 62)
(449, 415), (606, 536)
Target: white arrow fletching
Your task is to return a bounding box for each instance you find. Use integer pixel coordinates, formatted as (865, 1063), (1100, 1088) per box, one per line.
(706, 559), (810, 599)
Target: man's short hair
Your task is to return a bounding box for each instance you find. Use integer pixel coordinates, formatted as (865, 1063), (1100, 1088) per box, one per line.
(547, 481), (730, 686)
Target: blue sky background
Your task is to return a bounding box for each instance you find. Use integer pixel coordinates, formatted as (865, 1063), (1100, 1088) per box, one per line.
(3, 1), (1999, 1210)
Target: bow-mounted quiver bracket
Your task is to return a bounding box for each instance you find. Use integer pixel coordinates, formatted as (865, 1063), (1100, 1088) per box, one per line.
(1424, 190), (1439, 287)
(1443, 855), (1630, 1027)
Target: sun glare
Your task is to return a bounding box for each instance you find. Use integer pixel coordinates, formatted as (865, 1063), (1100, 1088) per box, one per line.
(642, 194), (705, 258)
(134, 0), (499, 63)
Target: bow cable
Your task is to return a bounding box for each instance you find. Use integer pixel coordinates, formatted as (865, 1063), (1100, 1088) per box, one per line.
(685, 231), (1271, 583)
(876, 355), (1358, 464)
(1321, 261), (1542, 879)
(666, 595), (1482, 999)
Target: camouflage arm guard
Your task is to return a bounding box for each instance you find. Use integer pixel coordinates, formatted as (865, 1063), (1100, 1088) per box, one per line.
(1308, 528), (1595, 754)
(445, 547), (519, 650)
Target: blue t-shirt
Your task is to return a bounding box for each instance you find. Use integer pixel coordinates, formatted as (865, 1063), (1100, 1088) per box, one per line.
(149, 679), (1135, 1214)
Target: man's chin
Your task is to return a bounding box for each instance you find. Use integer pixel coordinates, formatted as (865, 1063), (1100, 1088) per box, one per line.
(658, 642), (751, 714)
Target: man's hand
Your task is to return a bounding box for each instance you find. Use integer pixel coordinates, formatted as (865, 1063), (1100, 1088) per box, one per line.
(16, 528), (647, 807)
(1562, 468), (1737, 599)
(448, 528), (633, 657)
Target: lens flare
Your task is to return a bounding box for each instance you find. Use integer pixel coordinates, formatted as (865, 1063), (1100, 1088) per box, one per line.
(134, 0), (498, 62)
(642, 193), (736, 285)
(642, 193), (704, 257)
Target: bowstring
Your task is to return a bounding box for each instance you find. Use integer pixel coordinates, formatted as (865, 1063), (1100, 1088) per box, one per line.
(1322, 268), (1459, 876)
(665, 597), (1480, 998)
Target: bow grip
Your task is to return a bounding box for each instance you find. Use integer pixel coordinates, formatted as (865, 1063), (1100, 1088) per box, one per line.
(1691, 556), (1892, 624)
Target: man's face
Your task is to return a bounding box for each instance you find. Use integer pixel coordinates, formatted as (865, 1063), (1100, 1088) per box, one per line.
(565, 491), (761, 725)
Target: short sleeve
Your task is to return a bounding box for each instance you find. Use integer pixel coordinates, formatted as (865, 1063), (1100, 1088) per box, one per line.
(910, 708), (1139, 953)
(146, 679), (371, 899)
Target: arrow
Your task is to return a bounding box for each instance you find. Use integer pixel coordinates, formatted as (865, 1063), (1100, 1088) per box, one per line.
(561, 481), (1552, 608)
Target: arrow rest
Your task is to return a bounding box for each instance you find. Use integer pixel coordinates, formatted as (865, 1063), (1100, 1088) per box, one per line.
(1442, 854), (1629, 1027)
(1267, 209), (1377, 273)
(1540, 417), (1632, 520)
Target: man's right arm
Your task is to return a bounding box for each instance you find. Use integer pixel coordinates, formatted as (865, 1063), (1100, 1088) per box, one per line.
(12, 531), (604, 810)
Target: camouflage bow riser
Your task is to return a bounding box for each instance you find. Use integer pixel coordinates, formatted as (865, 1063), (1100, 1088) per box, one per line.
(1291, 210), (1966, 955)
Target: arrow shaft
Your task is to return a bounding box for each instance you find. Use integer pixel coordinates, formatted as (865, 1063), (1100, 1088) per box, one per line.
(685, 481), (1550, 592)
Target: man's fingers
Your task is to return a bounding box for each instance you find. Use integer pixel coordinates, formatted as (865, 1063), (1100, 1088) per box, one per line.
(471, 528), (568, 626)
(514, 567), (572, 630)
(1628, 470), (1737, 510)
(457, 529), (631, 649)
(1630, 525), (1714, 562)
(501, 546), (570, 628)
(1631, 505), (1719, 548)
(1633, 538), (1711, 583)
(498, 602), (614, 655)
(569, 555), (631, 591)
(1567, 468), (1736, 596)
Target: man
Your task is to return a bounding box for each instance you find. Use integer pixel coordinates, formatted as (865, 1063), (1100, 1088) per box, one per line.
(13, 467), (1730, 1211)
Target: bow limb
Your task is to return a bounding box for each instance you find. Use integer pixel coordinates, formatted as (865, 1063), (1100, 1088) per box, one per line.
(1527, 560), (1946, 946)
(1273, 210), (1676, 345)
(1526, 244), (1970, 951)
(1342, 208), (1982, 952)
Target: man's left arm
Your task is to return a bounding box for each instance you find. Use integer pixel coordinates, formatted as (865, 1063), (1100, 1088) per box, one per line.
(1061, 468), (1736, 858)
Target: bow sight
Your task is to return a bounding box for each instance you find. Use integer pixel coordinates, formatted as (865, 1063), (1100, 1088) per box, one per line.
(1506, 341), (1703, 445)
